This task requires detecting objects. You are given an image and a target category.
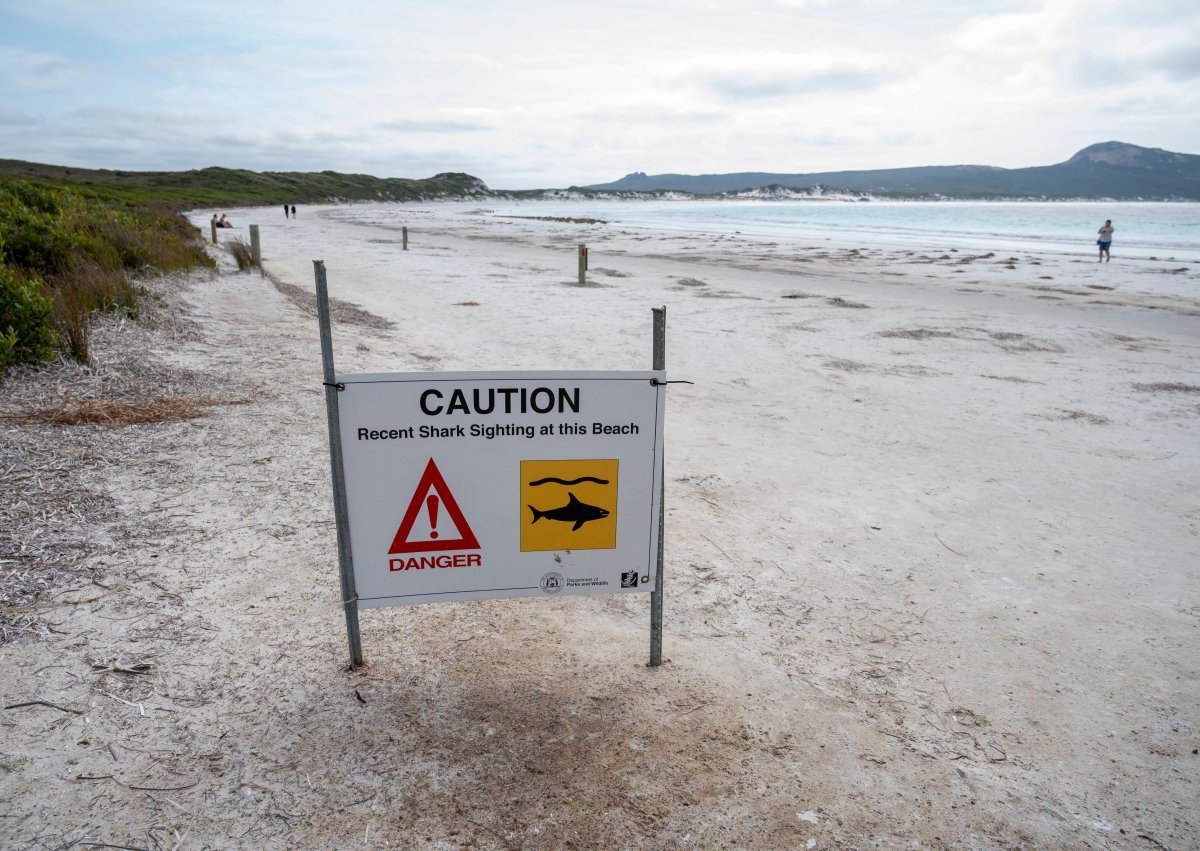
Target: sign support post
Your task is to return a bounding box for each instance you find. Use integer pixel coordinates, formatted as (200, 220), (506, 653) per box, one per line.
(315, 260), (364, 669)
(650, 306), (666, 667)
(249, 224), (262, 273)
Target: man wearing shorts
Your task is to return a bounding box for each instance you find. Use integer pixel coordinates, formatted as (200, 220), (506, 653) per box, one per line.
(1097, 219), (1114, 262)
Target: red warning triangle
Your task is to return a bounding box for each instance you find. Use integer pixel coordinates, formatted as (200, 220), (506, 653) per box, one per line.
(388, 458), (481, 554)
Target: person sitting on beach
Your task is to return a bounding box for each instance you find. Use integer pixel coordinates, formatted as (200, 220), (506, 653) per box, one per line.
(1097, 220), (1113, 262)
(211, 213), (219, 229)
(219, 213), (232, 228)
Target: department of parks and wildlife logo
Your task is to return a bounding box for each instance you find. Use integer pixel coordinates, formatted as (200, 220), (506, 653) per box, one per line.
(539, 572), (565, 594)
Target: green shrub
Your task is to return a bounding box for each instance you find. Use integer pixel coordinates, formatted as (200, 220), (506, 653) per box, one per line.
(0, 179), (215, 370)
(0, 262), (55, 375)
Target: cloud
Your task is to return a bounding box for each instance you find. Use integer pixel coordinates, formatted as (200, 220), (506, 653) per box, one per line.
(0, 107), (41, 127)
(1072, 41), (1200, 89)
(1, 0), (1196, 186)
(783, 130), (860, 149)
(0, 46), (82, 87)
(1152, 44), (1200, 81)
(705, 67), (884, 99)
(375, 119), (492, 134)
(579, 105), (726, 125)
(677, 52), (890, 101)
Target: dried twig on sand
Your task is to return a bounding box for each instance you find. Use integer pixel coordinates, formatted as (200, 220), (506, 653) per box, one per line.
(4, 699), (83, 714)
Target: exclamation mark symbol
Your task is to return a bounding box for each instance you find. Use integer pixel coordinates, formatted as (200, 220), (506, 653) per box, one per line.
(427, 494), (440, 539)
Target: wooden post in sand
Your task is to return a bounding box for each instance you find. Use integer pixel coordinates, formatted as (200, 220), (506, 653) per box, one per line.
(314, 261), (365, 669)
(650, 306), (666, 667)
(249, 225), (262, 273)
(578, 244), (588, 285)
(402, 226), (409, 250)
(210, 220), (217, 245)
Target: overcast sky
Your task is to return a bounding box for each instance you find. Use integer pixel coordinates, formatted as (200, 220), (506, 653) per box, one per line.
(1, 0), (1197, 189)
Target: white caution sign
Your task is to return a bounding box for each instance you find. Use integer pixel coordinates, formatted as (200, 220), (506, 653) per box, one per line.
(335, 371), (665, 607)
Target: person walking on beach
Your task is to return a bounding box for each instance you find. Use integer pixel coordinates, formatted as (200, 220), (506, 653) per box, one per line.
(283, 204), (289, 219)
(290, 205), (296, 218)
(1097, 219), (1114, 262)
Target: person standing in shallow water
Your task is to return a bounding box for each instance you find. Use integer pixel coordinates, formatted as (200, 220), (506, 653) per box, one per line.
(1097, 219), (1114, 262)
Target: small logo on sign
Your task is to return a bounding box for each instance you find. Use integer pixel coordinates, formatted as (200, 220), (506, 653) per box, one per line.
(620, 571), (639, 588)
(540, 572), (565, 594)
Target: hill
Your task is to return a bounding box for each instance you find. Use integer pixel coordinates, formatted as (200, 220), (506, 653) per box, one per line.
(583, 142), (1200, 200)
(6, 142), (1198, 206)
(0, 160), (500, 209)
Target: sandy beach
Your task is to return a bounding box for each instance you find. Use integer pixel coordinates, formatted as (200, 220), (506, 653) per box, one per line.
(2, 202), (1198, 849)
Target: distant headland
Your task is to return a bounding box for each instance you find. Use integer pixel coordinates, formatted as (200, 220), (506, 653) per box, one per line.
(580, 142), (1200, 201)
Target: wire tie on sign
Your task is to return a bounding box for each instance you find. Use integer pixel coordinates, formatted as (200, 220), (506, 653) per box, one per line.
(323, 381), (345, 391)
(649, 379), (694, 386)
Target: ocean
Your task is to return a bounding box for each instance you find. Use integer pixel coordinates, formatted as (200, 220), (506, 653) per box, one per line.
(480, 199), (1200, 262)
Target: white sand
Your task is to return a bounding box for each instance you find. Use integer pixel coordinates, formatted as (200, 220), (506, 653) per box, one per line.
(2, 202), (1198, 848)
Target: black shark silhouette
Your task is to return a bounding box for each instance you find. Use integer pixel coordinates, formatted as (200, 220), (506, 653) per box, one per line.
(528, 492), (610, 531)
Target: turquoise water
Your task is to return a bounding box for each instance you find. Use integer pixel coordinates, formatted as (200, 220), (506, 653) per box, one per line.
(487, 200), (1200, 261)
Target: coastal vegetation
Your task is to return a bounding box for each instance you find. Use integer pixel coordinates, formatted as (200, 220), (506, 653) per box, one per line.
(0, 179), (213, 374)
(0, 162), (504, 377)
(0, 159), (496, 209)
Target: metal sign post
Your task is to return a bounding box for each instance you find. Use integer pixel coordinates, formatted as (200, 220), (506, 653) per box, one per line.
(314, 261), (364, 669)
(650, 306), (666, 667)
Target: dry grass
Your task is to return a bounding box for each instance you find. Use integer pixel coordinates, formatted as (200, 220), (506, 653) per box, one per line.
(265, 271), (395, 330)
(1051, 408), (1110, 425)
(507, 215), (607, 224)
(11, 395), (239, 426)
(985, 330), (1065, 353)
(825, 358), (870, 372)
(878, 328), (960, 340)
(826, 296), (870, 309)
(981, 374), (1039, 384)
(1133, 382), (1200, 393)
(50, 280), (91, 362)
(225, 237), (257, 271)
